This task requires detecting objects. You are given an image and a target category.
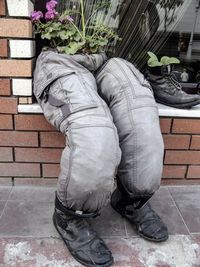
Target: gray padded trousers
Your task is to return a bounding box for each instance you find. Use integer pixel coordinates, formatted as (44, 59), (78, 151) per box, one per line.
(34, 51), (164, 214)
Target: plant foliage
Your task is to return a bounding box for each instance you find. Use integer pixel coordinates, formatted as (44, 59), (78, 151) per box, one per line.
(147, 51), (180, 67)
(31, 0), (120, 55)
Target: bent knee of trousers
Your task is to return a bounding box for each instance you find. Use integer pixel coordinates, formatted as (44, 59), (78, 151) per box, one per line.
(134, 128), (164, 196)
(57, 117), (121, 213)
(118, 105), (164, 198)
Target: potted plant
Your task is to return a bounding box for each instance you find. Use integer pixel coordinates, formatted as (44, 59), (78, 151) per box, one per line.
(145, 51), (200, 108)
(31, 0), (120, 55)
(147, 51), (180, 68)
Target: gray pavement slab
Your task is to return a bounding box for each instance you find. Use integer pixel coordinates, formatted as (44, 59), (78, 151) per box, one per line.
(0, 185), (200, 266)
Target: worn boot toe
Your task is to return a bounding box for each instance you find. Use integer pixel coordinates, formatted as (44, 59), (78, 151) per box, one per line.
(53, 195), (113, 267)
(111, 188), (168, 242)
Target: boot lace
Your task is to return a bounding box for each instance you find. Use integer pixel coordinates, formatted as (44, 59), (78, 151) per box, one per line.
(164, 74), (182, 92)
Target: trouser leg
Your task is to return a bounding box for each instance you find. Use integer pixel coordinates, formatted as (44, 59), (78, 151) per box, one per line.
(40, 67), (121, 213)
(96, 58), (164, 199)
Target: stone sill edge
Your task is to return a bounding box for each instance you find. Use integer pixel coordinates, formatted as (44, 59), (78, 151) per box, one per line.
(18, 103), (200, 118)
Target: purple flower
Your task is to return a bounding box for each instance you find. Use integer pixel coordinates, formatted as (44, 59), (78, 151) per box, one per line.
(46, 0), (58, 11)
(31, 11), (43, 22)
(66, 16), (74, 23)
(45, 9), (58, 20)
(59, 15), (74, 24)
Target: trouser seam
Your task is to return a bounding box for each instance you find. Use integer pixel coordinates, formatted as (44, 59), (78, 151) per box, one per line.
(101, 60), (139, 193)
(97, 63), (138, 193)
(64, 127), (75, 202)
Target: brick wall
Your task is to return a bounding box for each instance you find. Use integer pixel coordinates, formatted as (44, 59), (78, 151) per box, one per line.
(161, 118), (200, 184)
(0, 0), (200, 186)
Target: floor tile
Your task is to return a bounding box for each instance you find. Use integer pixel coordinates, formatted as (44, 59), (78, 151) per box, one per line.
(126, 187), (189, 236)
(150, 201), (189, 235)
(0, 238), (78, 267)
(105, 236), (200, 267)
(90, 204), (126, 237)
(169, 186), (200, 233)
(0, 186), (12, 201)
(151, 186), (172, 202)
(0, 201), (58, 238)
(173, 202), (200, 234)
(0, 201), (6, 217)
(0, 236), (200, 267)
(9, 186), (55, 202)
(169, 185), (200, 202)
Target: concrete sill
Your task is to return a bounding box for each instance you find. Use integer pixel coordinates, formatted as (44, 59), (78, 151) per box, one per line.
(18, 103), (200, 118)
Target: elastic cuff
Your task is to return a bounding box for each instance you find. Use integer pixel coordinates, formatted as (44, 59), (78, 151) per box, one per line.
(55, 192), (100, 218)
(116, 178), (153, 208)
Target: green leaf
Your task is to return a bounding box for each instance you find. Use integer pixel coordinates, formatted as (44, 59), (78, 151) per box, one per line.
(147, 51), (158, 61)
(41, 32), (52, 40)
(59, 31), (69, 40)
(168, 57), (180, 64)
(160, 56), (180, 65)
(74, 35), (81, 42)
(98, 39), (108, 46)
(57, 46), (66, 53)
(147, 58), (162, 67)
(160, 56), (170, 65)
(64, 41), (85, 55)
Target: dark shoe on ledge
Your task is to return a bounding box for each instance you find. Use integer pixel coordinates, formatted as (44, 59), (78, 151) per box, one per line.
(53, 194), (113, 267)
(146, 70), (200, 109)
(111, 188), (168, 242)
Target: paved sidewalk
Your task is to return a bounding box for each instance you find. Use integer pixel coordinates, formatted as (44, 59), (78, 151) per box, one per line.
(0, 185), (200, 266)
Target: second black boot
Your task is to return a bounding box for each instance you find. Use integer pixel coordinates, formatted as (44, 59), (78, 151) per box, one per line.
(111, 188), (168, 242)
(53, 194), (113, 267)
(146, 66), (200, 109)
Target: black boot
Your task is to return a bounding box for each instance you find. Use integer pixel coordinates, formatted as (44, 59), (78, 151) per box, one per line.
(111, 188), (168, 242)
(146, 66), (200, 109)
(53, 194), (113, 267)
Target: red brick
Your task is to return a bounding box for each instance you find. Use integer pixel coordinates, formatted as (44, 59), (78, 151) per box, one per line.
(165, 151), (200, 164)
(163, 135), (190, 150)
(0, 0), (6, 16)
(0, 97), (17, 114)
(40, 132), (65, 148)
(0, 131), (38, 146)
(0, 59), (32, 77)
(0, 19), (32, 38)
(0, 79), (11, 96)
(0, 147), (13, 161)
(0, 39), (7, 57)
(43, 164), (60, 177)
(187, 166), (200, 178)
(172, 119), (200, 134)
(0, 163), (40, 177)
(0, 115), (13, 129)
(15, 148), (62, 163)
(162, 165), (186, 178)
(15, 115), (55, 131)
(159, 118), (172, 133)
(190, 136), (200, 149)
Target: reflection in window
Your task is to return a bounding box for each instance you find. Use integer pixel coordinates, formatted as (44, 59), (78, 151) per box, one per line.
(36, 0), (194, 72)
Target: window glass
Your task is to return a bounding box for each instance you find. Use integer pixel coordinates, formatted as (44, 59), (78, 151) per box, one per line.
(35, 0), (197, 76)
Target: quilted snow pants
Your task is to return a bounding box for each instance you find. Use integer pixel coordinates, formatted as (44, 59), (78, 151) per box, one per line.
(34, 51), (164, 214)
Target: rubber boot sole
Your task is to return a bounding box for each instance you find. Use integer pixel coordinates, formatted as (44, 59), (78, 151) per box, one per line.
(155, 98), (200, 109)
(53, 213), (114, 267)
(110, 192), (168, 243)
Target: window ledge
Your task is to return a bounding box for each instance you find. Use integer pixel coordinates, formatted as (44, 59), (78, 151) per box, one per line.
(18, 103), (200, 118)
